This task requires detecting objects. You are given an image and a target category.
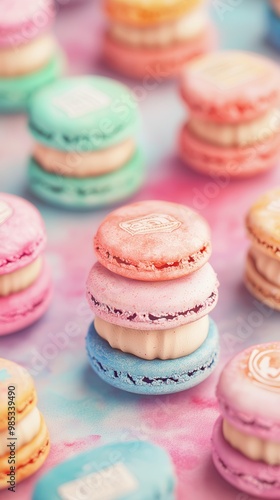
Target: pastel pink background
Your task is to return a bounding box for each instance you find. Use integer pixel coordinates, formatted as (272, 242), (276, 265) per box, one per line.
(0, 1), (280, 499)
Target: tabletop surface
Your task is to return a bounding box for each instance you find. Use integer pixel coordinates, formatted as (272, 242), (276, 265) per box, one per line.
(0, 1), (279, 499)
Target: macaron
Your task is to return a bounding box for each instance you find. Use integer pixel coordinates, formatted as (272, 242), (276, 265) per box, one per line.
(103, 0), (214, 79)
(0, 193), (52, 335)
(94, 200), (212, 281)
(32, 441), (175, 499)
(179, 51), (280, 177)
(245, 188), (280, 310)
(212, 342), (280, 499)
(0, 358), (50, 489)
(86, 200), (219, 395)
(0, 0), (63, 112)
(27, 76), (144, 208)
(268, 1), (280, 50)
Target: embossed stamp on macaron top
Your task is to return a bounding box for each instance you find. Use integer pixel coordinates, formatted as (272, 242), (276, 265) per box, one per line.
(0, 200), (13, 226)
(119, 214), (182, 236)
(247, 347), (280, 393)
(194, 54), (266, 91)
(58, 462), (138, 500)
(52, 84), (111, 119)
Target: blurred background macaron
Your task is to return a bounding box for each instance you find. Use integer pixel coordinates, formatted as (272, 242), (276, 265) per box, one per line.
(0, 0), (63, 113)
(103, 0), (215, 79)
(0, 193), (52, 336)
(179, 51), (280, 178)
(32, 441), (175, 499)
(245, 188), (280, 310)
(267, 0), (280, 50)
(27, 76), (145, 209)
(0, 358), (50, 489)
(212, 342), (280, 499)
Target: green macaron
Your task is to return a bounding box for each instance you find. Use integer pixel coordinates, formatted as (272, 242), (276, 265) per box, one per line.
(27, 76), (144, 209)
(0, 55), (63, 113)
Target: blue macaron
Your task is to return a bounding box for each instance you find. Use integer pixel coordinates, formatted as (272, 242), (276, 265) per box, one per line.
(86, 318), (219, 395)
(268, 7), (280, 50)
(32, 441), (176, 500)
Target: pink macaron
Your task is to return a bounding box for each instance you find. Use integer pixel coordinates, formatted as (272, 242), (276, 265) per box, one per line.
(179, 51), (280, 178)
(0, 193), (52, 335)
(212, 342), (280, 498)
(0, 0), (55, 48)
(86, 260), (219, 331)
(94, 200), (212, 281)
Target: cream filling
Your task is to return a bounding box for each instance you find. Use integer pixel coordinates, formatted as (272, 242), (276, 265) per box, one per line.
(33, 139), (136, 178)
(0, 34), (55, 77)
(110, 8), (207, 47)
(223, 419), (280, 466)
(250, 246), (280, 287)
(0, 407), (41, 457)
(0, 257), (42, 297)
(188, 107), (280, 147)
(94, 315), (209, 360)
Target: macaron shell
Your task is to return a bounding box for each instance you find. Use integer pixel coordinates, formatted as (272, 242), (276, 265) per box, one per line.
(87, 261), (218, 330)
(0, 193), (46, 276)
(245, 251), (280, 311)
(28, 76), (139, 151)
(0, 0), (55, 47)
(86, 318), (219, 395)
(105, 0), (202, 26)
(212, 417), (280, 499)
(180, 51), (280, 123)
(246, 188), (280, 260)
(94, 200), (211, 281)
(0, 359), (37, 431)
(28, 150), (144, 209)
(0, 260), (53, 336)
(103, 26), (215, 79)
(32, 441), (175, 500)
(0, 415), (50, 489)
(179, 124), (280, 178)
(0, 54), (63, 113)
(217, 342), (280, 442)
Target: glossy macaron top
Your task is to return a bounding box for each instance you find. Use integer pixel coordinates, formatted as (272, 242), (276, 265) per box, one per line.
(32, 441), (175, 500)
(0, 358), (37, 431)
(180, 51), (280, 123)
(0, 193), (46, 276)
(105, 0), (201, 26)
(0, 0), (55, 48)
(28, 76), (139, 152)
(94, 200), (211, 281)
(217, 342), (280, 440)
(246, 188), (280, 259)
(87, 261), (218, 330)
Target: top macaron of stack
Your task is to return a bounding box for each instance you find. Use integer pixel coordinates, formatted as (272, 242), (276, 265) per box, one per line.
(0, 0), (62, 112)
(103, 0), (214, 79)
(86, 200), (220, 395)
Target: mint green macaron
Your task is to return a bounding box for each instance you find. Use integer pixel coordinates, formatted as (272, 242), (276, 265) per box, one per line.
(0, 55), (62, 113)
(27, 76), (144, 209)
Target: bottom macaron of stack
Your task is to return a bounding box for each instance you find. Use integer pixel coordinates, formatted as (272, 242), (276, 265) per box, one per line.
(212, 343), (280, 499)
(0, 359), (50, 489)
(86, 261), (220, 395)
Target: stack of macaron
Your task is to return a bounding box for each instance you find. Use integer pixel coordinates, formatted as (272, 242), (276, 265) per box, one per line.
(212, 342), (280, 499)
(245, 188), (280, 311)
(103, 0), (214, 79)
(0, 0), (62, 112)
(33, 441), (175, 499)
(86, 200), (220, 395)
(268, 1), (280, 49)
(27, 76), (144, 208)
(0, 193), (52, 336)
(0, 358), (50, 489)
(179, 51), (280, 178)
